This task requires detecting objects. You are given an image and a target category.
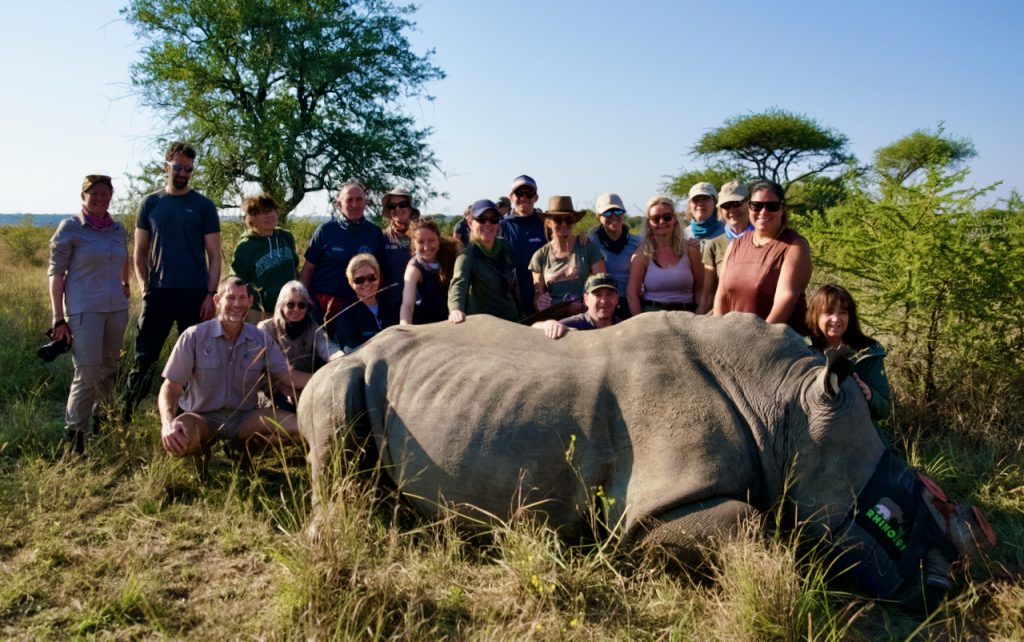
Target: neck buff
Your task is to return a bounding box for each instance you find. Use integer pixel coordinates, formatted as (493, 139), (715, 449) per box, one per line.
(284, 316), (311, 340)
(472, 239), (501, 259)
(689, 216), (723, 240)
(82, 206), (113, 230)
(725, 223), (754, 241)
(596, 225), (629, 253)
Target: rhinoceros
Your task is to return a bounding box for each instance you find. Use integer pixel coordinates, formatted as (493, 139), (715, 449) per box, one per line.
(297, 312), (994, 610)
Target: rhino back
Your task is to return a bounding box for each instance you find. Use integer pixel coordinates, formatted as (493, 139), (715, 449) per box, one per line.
(343, 312), (818, 535)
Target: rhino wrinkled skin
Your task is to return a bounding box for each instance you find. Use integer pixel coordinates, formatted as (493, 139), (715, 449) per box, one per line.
(298, 312), (986, 607)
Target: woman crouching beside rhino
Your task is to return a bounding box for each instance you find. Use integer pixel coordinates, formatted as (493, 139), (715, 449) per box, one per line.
(807, 284), (893, 441)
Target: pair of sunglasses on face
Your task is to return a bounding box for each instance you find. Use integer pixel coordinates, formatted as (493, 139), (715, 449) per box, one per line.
(474, 215), (501, 225)
(353, 273), (378, 285)
(285, 301), (308, 310)
(648, 213), (675, 225)
(386, 200), (410, 211)
(548, 215), (575, 227)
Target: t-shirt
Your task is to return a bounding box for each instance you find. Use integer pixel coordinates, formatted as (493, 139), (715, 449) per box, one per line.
(136, 189), (220, 289)
(528, 242), (604, 303)
(303, 216), (385, 300)
(560, 312), (601, 331)
(588, 229), (641, 296)
(499, 213), (547, 315)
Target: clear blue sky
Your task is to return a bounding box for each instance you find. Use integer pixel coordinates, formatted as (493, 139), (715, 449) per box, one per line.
(2, 0), (1021, 216)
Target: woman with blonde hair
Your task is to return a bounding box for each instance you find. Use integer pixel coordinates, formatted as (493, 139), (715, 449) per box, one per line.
(400, 218), (461, 324)
(334, 253), (398, 351)
(627, 196), (704, 315)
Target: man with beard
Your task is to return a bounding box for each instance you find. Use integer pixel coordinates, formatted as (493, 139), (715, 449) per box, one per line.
(158, 277), (309, 459)
(124, 141), (221, 422)
(532, 273), (619, 339)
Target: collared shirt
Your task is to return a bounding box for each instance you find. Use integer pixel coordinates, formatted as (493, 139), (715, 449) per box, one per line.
(303, 216), (385, 300)
(163, 318), (291, 413)
(48, 212), (129, 315)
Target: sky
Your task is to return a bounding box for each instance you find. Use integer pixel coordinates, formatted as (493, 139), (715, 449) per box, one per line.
(1, 0), (1022, 217)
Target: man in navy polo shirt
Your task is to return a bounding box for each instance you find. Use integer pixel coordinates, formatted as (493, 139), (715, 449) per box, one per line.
(498, 174), (546, 318)
(299, 181), (384, 327)
(533, 273), (619, 339)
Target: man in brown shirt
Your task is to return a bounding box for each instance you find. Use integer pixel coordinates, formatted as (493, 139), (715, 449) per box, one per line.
(159, 277), (310, 458)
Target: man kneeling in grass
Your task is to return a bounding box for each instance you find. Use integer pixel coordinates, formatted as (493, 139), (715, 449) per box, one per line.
(158, 277), (310, 460)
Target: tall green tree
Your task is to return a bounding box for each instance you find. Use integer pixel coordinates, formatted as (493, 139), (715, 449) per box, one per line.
(123, 0), (444, 220)
(690, 108), (852, 188)
(872, 126), (976, 186)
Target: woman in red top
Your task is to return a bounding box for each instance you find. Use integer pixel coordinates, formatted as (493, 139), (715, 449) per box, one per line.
(713, 180), (811, 334)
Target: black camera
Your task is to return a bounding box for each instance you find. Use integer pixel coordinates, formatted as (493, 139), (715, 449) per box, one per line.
(37, 337), (70, 362)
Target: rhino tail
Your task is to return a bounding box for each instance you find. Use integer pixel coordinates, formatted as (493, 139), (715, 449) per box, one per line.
(299, 358), (369, 515)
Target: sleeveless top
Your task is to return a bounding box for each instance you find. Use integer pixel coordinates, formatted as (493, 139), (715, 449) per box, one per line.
(719, 227), (808, 334)
(642, 254), (694, 304)
(411, 257), (448, 324)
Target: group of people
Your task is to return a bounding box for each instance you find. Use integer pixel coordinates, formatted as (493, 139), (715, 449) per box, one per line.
(46, 141), (892, 461)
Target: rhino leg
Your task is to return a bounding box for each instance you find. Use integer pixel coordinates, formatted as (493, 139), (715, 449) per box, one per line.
(298, 358), (369, 518)
(637, 498), (762, 566)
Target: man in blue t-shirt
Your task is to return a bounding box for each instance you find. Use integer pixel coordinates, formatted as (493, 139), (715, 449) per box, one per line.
(498, 174), (546, 318)
(124, 141), (222, 421)
(533, 273), (619, 339)
(299, 181), (384, 327)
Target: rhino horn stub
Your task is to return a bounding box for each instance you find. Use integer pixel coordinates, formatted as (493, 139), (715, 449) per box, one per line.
(816, 346), (855, 400)
(919, 473), (997, 558)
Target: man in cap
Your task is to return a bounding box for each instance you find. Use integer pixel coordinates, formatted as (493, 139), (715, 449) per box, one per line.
(532, 273), (619, 339)
(498, 175), (546, 317)
(697, 180), (751, 314)
(123, 141), (221, 422)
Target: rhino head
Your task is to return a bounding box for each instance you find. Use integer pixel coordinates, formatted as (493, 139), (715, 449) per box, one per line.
(803, 347), (997, 610)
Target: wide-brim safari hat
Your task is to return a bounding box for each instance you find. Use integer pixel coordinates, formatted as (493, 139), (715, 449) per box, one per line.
(539, 195), (585, 223)
(382, 187), (419, 220)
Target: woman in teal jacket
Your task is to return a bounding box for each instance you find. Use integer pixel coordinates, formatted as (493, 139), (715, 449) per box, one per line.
(806, 285), (893, 436)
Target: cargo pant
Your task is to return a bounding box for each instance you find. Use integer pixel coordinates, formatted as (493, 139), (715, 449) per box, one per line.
(65, 310), (129, 434)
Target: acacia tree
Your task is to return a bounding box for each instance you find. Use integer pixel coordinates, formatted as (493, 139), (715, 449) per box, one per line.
(873, 126), (976, 186)
(123, 0), (444, 220)
(690, 108), (852, 188)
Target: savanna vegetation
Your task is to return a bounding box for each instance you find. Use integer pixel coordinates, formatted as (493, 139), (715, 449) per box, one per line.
(2, 133), (1022, 639)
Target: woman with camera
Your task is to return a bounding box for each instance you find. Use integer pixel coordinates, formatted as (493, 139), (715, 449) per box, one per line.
(47, 175), (130, 455)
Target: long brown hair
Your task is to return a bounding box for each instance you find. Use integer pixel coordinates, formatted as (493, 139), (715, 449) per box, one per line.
(410, 219), (461, 287)
(806, 284), (874, 351)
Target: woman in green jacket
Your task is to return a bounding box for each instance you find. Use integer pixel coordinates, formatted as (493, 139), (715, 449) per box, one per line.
(448, 200), (519, 323)
(230, 194), (299, 322)
(806, 285), (893, 435)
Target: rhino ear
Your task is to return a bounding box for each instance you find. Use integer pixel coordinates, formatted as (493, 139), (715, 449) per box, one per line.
(817, 346), (855, 400)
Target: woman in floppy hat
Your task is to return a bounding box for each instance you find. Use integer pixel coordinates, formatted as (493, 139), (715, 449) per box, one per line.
(527, 195), (606, 317)
(627, 196), (704, 315)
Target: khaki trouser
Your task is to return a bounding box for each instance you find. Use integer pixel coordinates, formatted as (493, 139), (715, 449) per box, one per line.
(65, 310), (129, 433)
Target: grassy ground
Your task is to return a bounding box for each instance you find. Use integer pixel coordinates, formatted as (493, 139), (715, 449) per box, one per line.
(1, 222), (1021, 640)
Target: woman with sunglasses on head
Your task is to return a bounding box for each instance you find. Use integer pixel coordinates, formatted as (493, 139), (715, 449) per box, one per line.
(696, 180), (751, 314)
(334, 253), (398, 352)
(230, 193), (299, 323)
(47, 174), (131, 455)
(258, 280), (340, 409)
(588, 192), (641, 320)
(806, 284), (893, 442)
(379, 187), (417, 308)
(713, 179), (811, 334)
(400, 218), (461, 325)
(448, 200), (520, 324)
(627, 196), (704, 316)
(528, 196), (606, 318)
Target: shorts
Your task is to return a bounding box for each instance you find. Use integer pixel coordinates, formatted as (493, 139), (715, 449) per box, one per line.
(190, 408), (250, 441)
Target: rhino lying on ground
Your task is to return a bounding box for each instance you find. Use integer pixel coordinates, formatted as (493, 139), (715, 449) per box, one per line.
(298, 312), (995, 611)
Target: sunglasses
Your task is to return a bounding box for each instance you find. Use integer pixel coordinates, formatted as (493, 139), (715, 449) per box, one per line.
(165, 161), (194, 174)
(474, 215), (502, 225)
(720, 201), (744, 210)
(386, 200), (410, 211)
(749, 201), (783, 213)
(648, 213), (674, 224)
(549, 215), (575, 226)
(602, 208), (626, 217)
(353, 273), (378, 285)
(285, 301), (308, 310)
(513, 188), (537, 198)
